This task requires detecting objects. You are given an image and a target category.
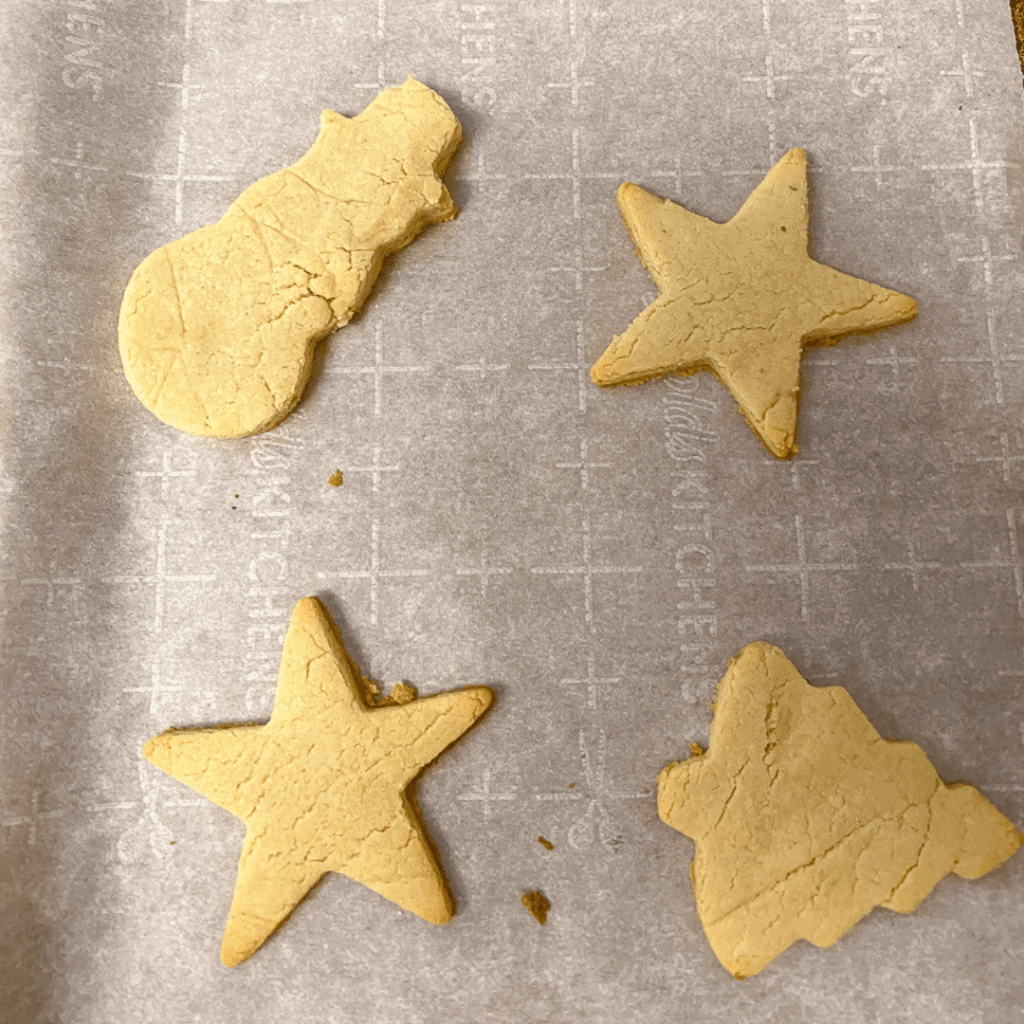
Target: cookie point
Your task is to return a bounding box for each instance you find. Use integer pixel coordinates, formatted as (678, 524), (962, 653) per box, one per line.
(472, 685), (496, 713)
(289, 595), (323, 623)
(615, 181), (656, 217)
(141, 732), (175, 769)
(589, 352), (620, 388)
(220, 946), (245, 969)
(897, 293), (919, 320)
(319, 109), (345, 129)
(423, 892), (457, 925)
(733, 639), (778, 666)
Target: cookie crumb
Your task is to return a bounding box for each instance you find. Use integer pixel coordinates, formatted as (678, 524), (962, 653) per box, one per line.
(689, 742), (705, 758)
(521, 890), (550, 925)
(568, 783), (575, 789)
(169, 840), (176, 845)
(388, 681), (417, 705)
(328, 470), (343, 487)
(537, 836), (553, 850)
(375, 681), (417, 707)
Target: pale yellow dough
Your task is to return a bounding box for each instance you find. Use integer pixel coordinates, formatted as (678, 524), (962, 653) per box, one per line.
(591, 149), (918, 458)
(119, 77), (462, 438)
(143, 597), (492, 967)
(657, 642), (1022, 979)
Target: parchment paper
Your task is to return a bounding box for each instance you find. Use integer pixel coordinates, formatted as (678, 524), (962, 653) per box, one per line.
(2, 1), (1023, 1021)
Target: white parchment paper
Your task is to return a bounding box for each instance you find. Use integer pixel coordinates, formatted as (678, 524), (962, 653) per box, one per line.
(2, 1), (1023, 1021)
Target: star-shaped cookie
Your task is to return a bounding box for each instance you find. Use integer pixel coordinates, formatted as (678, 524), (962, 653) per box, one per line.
(591, 149), (918, 457)
(657, 643), (1022, 979)
(143, 596), (493, 966)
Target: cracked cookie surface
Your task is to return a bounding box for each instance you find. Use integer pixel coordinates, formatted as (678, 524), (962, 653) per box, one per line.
(657, 642), (1022, 979)
(119, 77), (461, 438)
(143, 596), (492, 966)
(590, 149), (917, 458)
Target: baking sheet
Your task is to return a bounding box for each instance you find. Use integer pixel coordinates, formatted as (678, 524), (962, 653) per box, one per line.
(2, 1), (1024, 1020)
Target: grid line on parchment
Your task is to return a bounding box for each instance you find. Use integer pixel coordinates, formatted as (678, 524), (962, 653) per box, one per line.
(960, 507), (1024, 621)
(110, 447), (212, 715)
(939, 234), (1021, 407)
(125, 59), (230, 227)
(324, 319), (430, 417)
(316, 519), (430, 627)
(967, 431), (1024, 483)
(745, 513), (858, 622)
(0, 789), (64, 846)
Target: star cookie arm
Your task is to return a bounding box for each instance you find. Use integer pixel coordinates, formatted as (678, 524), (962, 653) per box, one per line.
(616, 182), (720, 293)
(590, 295), (714, 388)
(268, 597), (371, 722)
(730, 147), (810, 249)
(327, 793), (456, 927)
(322, 686), (493, 924)
(800, 261), (918, 346)
(220, 827), (328, 968)
(592, 183), (721, 388)
(142, 724), (266, 819)
(591, 300), (803, 460)
(376, 685), (495, 781)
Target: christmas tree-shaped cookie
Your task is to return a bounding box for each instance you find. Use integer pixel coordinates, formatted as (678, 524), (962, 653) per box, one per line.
(658, 642), (1022, 978)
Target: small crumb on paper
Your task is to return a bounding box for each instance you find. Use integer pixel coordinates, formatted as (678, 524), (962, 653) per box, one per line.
(328, 470), (343, 487)
(538, 836), (553, 850)
(521, 890), (550, 925)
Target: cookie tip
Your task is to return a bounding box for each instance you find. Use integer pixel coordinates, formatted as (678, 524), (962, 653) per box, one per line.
(474, 685), (496, 714)
(141, 732), (174, 769)
(219, 945), (246, 969)
(898, 293), (919, 321)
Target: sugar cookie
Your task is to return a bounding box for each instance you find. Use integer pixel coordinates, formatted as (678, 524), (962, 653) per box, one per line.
(119, 77), (461, 438)
(591, 149), (917, 458)
(657, 642), (1022, 978)
(143, 597), (492, 966)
